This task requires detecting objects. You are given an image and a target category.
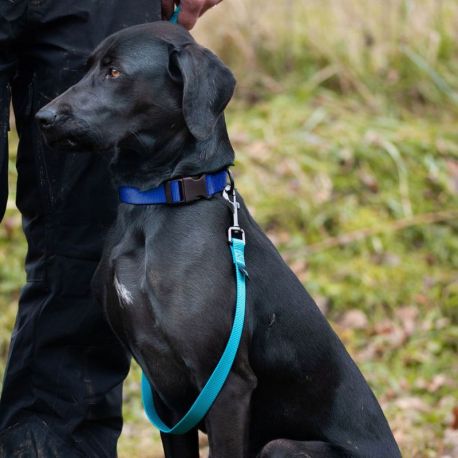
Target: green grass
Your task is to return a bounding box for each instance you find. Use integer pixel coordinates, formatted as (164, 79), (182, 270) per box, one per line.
(1, 1), (458, 457)
(196, 0), (458, 113)
(226, 87), (458, 457)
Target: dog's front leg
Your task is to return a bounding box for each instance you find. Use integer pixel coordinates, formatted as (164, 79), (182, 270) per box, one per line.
(153, 395), (200, 458)
(205, 371), (257, 458)
(160, 430), (199, 458)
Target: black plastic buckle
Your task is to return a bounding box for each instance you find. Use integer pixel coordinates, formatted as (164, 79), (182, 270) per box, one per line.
(164, 175), (209, 204)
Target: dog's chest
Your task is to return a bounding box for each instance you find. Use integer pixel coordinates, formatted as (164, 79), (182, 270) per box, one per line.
(101, 207), (242, 408)
(106, 246), (198, 402)
(107, 240), (166, 340)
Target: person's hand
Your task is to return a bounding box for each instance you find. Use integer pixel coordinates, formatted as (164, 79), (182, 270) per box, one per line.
(162, 0), (223, 30)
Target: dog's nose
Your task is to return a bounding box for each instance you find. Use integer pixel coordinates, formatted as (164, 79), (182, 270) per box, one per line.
(36, 107), (58, 129)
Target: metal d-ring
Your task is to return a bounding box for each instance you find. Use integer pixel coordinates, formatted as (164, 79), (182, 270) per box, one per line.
(222, 171), (244, 242)
(226, 169), (235, 194)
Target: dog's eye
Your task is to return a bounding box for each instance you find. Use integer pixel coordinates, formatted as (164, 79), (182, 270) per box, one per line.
(107, 67), (121, 79)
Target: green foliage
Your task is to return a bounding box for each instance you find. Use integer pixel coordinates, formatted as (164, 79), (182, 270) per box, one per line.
(196, 0), (458, 112)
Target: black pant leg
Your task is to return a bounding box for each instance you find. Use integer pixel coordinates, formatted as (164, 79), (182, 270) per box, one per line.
(0, 1), (161, 456)
(0, 0), (26, 221)
(0, 83), (10, 221)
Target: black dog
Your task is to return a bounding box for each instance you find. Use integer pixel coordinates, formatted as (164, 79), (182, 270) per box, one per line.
(36, 22), (402, 458)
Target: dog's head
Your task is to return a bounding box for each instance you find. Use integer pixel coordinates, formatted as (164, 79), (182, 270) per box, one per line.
(36, 22), (236, 153)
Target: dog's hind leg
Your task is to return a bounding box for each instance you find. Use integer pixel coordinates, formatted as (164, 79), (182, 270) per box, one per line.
(259, 439), (349, 458)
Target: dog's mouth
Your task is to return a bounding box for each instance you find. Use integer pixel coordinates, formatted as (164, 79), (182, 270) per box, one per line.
(48, 134), (80, 150)
(40, 119), (107, 153)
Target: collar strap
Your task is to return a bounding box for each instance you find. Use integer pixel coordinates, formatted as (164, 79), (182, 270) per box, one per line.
(118, 169), (228, 205)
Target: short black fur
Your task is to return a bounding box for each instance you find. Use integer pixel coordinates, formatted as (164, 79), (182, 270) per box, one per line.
(36, 22), (402, 458)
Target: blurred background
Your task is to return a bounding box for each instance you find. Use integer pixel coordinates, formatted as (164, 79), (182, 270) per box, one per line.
(1, 0), (457, 456)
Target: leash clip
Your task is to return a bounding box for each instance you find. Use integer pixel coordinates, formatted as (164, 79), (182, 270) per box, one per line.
(223, 184), (245, 242)
(228, 226), (245, 243)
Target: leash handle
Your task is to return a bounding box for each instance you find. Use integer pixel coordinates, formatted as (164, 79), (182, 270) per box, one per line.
(169, 5), (181, 24)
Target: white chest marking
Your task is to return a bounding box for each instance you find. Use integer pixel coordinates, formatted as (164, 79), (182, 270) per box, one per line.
(114, 275), (134, 307)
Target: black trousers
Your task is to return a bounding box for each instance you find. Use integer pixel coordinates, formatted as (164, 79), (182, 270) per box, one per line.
(0, 1), (161, 456)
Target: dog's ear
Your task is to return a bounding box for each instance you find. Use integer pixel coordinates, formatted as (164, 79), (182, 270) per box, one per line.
(169, 44), (236, 141)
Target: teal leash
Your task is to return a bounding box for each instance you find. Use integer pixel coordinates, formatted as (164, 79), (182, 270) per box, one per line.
(141, 181), (248, 434)
(169, 5), (181, 24)
(141, 10), (248, 436)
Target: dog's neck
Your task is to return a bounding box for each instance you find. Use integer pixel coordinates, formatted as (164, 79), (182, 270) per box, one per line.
(109, 115), (234, 189)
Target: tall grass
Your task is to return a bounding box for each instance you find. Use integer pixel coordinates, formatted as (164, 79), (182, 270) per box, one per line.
(196, 0), (458, 111)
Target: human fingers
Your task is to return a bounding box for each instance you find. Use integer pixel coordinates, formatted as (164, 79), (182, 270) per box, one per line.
(178, 0), (222, 30)
(161, 0), (175, 20)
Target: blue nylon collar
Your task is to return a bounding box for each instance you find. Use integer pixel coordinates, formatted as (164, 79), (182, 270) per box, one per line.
(118, 169), (228, 205)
